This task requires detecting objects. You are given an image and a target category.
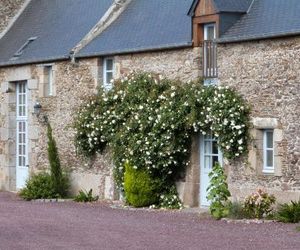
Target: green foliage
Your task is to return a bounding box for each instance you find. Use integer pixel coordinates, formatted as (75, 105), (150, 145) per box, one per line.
(276, 200), (300, 223)
(226, 201), (252, 219)
(74, 189), (99, 203)
(158, 186), (183, 209)
(19, 173), (58, 200)
(207, 163), (231, 219)
(296, 226), (300, 232)
(124, 162), (160, 207)
(243, 189), (276, 219)
(74, 72), (250, 192)
(47, 123), (69, 197)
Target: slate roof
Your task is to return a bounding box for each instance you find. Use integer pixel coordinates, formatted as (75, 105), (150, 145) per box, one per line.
(0, 0), (113, 67)
(77, 0), (194, 58)
(188, 0), (253, 16)
(219, 0), (300, 43)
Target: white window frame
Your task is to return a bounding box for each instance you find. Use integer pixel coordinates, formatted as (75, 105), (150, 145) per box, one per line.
(45, 65), (53, 96)
(204, 23), (216, 41)
(263, 129), (275, 173)
(103, 58), (114, 90)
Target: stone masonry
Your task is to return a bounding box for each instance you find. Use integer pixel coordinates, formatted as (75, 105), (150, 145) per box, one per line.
(0, 47), (202, 200)
(218, 37), (300, 203)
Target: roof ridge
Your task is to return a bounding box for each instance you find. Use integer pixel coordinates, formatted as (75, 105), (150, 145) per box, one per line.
(71, 0), (133, 59)
(246, 0), (255, 13)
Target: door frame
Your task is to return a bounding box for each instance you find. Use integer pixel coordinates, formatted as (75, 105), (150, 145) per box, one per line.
(16, 81), (29, 189)
(199, 133), (223, 207)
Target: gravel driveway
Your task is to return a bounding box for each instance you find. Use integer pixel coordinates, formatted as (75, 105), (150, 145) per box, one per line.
(0, 192), (299, 250)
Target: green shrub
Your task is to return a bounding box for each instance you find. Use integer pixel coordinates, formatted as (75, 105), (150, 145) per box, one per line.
(19, 173), (58, 200)
(124, 162), (159, 207)
(243, 189), (276, 219)
(158, 186), (183, 209)
(207, 163), (231, 219)
(227, 201), (251, 219)
(74, 189), (99, 202)
(47, 123), (69, 197)
(276, 200), (300, 223)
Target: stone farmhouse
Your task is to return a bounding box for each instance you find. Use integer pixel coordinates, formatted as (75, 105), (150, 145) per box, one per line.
(0, 0), (299, 207)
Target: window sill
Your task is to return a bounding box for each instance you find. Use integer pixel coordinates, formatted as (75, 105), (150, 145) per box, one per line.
(262, 169), (275, 175)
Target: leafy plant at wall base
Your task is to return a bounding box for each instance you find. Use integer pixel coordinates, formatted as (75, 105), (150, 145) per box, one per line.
(74, 189), (99, 202)
(207, 163), (231, 219)
(243, 189), (276, 219)
(19, 173), (58, 200)
(227, 202), (246, 219)
(158, 186), (183, 209)
(276, 200), (300, 223)
(124, 162), (160, 207)
(47, 123), (69, 197)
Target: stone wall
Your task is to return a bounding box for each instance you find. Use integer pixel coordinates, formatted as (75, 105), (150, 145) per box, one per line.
(114, 47), (202, 82)
(0, 0), (25, 34)
(0, 47), (202, 200)
(218, 37), (300, 203)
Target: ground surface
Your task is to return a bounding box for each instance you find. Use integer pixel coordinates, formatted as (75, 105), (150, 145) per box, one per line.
(0, 192), (299, 250)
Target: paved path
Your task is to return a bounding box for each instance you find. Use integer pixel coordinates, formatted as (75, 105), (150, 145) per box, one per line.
(0, 192), (299, 250)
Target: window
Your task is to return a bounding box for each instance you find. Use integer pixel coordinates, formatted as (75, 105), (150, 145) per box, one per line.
(103, 58), (114, 90)
(44, 65), (53, 96)
(263, 130), (274, 173)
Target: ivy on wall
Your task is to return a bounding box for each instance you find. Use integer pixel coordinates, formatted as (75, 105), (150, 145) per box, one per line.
(74, 72), (250, 189)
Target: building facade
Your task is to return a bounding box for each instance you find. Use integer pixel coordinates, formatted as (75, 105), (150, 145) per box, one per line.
(0, 0), (299, 206)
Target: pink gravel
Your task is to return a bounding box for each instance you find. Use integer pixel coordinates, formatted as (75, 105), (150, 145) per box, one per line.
(0, 192), (299, 250)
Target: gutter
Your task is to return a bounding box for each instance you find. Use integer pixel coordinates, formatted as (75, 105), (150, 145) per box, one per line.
(75, 42), (193, 59)
(217, 30), (300, 44)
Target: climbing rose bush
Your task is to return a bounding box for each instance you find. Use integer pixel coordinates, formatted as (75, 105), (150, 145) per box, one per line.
(74, 72), (250, 189)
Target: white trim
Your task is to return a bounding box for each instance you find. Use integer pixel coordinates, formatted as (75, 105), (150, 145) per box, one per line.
(46, 65), (53, 96)
(263, 129), (275, 173)
(103, 58), (114, 90)
(16, 81), (29, 189)
(200, 133), (223, 207)
(204, 23), (216, 41)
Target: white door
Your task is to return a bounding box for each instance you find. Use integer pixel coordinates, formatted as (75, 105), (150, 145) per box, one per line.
(16, 82), (29, 189)
(200, 133), (222, 207)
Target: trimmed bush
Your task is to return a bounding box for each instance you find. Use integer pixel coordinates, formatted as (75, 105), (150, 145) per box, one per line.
(276, 200), (300, 223)
(19, 173), (57, 200)
(124, 162), (159, 207)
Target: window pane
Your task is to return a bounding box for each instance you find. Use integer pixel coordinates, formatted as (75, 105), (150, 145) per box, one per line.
(212, 141), (218, 154)
(267, 150), (273, 167)
(212, 156), (219, 168)
(106, 59), (113, 71)
(204, 156), (210, 169)
(106, 72), (113, 85)
(204, 141), (211, 154)
(266, 131), (273, 148)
